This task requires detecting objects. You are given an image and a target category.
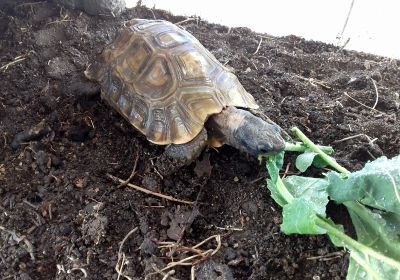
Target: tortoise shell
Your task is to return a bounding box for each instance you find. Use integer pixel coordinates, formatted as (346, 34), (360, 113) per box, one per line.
(85, 19), (259, 145)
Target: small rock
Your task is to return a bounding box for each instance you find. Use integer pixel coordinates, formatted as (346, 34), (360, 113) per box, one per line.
(81, 213), (108, 245)
(11, 120), (51, 150)
(45, 57), (75, 79)
(224, 247), (237, 261)
(196, 260), (234, 280)
(141, 173), (160, 192)
(140, 237), (158, 255)
(227, 257), (244, 267)
(51, 155), (62, 168)
(35, 150), (51, 173)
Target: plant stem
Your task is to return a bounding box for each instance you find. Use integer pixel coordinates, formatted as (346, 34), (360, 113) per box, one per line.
(291, 127), (349, 174)
(284, 142), (333, 154)
(276, 176), (294, 203)
(315, 217), (400, 270)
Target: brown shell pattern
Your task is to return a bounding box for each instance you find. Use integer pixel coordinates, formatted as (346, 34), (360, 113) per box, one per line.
(85, 19), (259, 145)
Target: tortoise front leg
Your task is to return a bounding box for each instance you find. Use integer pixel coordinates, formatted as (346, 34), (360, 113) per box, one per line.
(156, 128), (208, 176)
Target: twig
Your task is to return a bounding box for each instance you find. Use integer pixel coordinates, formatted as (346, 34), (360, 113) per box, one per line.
(307, 250), (346, 261)
(150, 158), (164, 180)
(107, 174), (194, 205)
(258, 35), (274, 40)
(175, 17), (198, 26)
(338, 38), (351, 51)
(117, 153), (139, 188)
(252, 37), (263, 55)
(161, 270), (176, 280)
(0, 226), (35, 260)
(192, 234), (221, 252)
(370, 78), (379, 109)
(15, 1), (46, 8)
(149, 7), (157, 20)
(248, 176), (266, 184)
(23, 199), (39, 210)
(294, 75), (332, 90)
(46, 19), (73, 25)
(282, 163), (291, 179)
(0, 57), (27, 71)
(333, 133), (363, 143)
(151, 235), (222, 278)
(115, 227), (138, 280)
(149, 264), (178, 280)
(337, 0), (355, 46)
(212, 225), (243, 231)
(344, 92), (385, 114)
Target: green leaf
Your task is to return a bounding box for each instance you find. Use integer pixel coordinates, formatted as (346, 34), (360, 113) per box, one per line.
(267, 179), (287, 207)
(266, 153), (281, 184)
(283, 176), (329, 216)
(344, 202), (400, 280)
(295, 151), (317, 172)
(381, 212), (400, 235)
(345, 202), (400, 261)
(266, 152), (288, 206)
(295, 151), (328, 172)
(312, 155), (328, 169)
(281, 198), (327, 234)
(328, 155), (400, 214)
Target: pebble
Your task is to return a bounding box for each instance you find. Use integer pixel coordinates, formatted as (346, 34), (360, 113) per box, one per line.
(11, 120), (51, 150)
(224, 247), (237, 261)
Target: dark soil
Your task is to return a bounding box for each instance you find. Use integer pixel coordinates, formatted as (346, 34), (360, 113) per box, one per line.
(1, 1), (399, 279)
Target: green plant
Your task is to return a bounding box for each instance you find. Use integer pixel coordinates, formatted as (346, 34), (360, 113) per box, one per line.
(265, 127), (400, 280)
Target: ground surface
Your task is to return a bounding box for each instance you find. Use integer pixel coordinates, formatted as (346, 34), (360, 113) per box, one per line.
(1, 1), (399, 280)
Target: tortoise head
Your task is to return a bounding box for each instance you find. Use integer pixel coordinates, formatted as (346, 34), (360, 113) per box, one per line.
(208, 107), (286, 157)
(234, 115), (285, 157)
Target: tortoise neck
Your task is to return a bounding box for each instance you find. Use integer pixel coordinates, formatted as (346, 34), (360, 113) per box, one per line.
(206, 107), (246, 149)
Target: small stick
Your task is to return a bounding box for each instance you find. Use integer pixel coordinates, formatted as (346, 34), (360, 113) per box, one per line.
(213, 225), (243, 231)
(248, 176), (266, 184)
(370, 78), (379, 109)
(307, 250), (345, 261)
(161, 270), (176, 280)
(150, 7), (157, 20)
(150, 158), (164, 180)
(344, 92), (385, 114)
(117, 153), (139, 188)
(46, 19), (73, 25)
(15, 1), (46, 8)
(48, 203), (53, 220)
(337, 0), (355, 45)
(333, 133), (364, 143)
(175, 17), (198, 26)
(258, 35), (274, 40)
(115, 227), (138, 280)
(23, 199), (39, 210)
(253, 37), (263, 55)
(282, 163), (291, 179)
(294, 75), (332, 90)
(107, 174), (194, 205)
(0, 57), (27, 71)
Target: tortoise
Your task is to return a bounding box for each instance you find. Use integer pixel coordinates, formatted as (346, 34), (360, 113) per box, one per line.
(85, 19), (286, 175)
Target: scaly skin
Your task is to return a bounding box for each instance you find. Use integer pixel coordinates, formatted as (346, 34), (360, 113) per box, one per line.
(156, 107), (285, 176)
(207, 107), (285, 157)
